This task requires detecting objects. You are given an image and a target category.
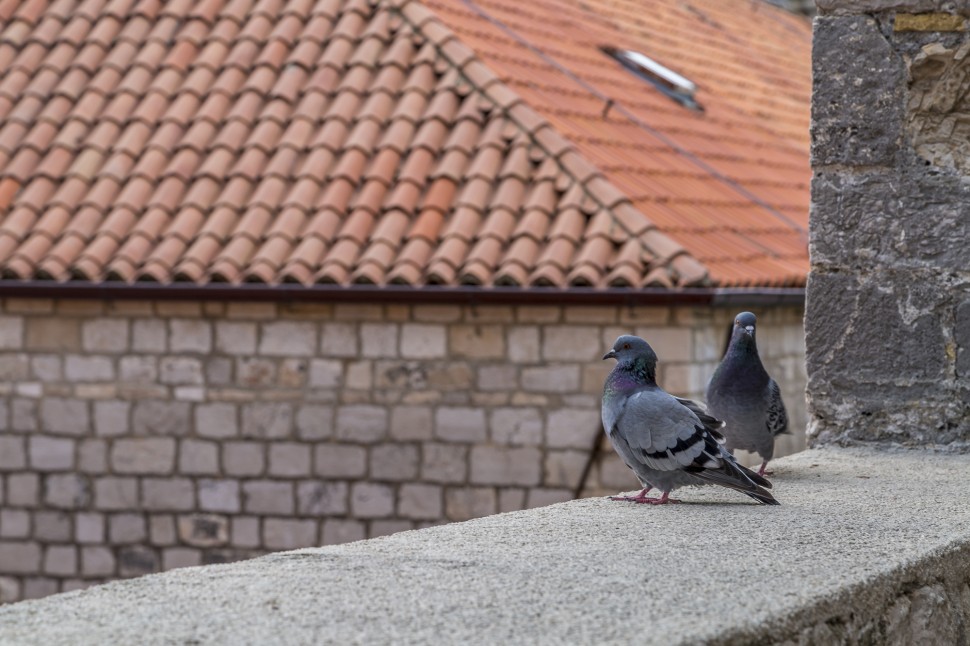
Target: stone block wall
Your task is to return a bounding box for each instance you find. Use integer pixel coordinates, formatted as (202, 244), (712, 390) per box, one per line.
(809, 2), (970, 447)
(0, 298), (806, 602)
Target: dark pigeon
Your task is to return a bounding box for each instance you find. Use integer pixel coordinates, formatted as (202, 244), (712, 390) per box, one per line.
(601, 334), (778, 506)
(706, 312), (789, 477)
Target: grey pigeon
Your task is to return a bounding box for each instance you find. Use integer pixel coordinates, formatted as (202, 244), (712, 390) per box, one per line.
(706, 311), (789, 477)
(601, 335), (778, 505)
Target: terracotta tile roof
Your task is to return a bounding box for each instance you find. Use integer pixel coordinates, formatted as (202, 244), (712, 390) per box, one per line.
(0, 0), (810, 290)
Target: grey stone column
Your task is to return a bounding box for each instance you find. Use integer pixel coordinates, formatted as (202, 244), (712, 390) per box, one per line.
(808, 1), (970, 446)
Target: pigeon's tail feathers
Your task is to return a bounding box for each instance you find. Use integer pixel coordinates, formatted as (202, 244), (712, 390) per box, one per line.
(736, 462), (772, 489)
(690, 466), (779, 505)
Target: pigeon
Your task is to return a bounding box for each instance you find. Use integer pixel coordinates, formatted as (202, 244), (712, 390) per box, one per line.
(706, 311), (789, 477)
(601, 334), (778, 505)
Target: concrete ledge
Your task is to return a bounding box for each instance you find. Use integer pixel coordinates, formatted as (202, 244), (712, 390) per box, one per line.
(2, 447), (969, 644)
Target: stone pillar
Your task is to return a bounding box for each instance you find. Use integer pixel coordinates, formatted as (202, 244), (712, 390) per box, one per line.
(809, 2), (970, 446)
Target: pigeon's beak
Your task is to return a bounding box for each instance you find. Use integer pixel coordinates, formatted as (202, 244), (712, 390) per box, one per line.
(744, 325), (755, 335)
(602, 349), (617, 361)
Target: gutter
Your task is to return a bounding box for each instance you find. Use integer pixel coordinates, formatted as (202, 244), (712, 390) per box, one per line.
(0, 281), (805, 307)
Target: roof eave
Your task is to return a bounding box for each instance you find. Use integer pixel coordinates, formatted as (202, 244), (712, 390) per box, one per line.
(0, 281), (804, 307)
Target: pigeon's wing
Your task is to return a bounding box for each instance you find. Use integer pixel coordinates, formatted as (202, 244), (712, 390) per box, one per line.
(766, 379), (789, 437)
(673, 397), (726, 443)
(615, 389), (778, 505)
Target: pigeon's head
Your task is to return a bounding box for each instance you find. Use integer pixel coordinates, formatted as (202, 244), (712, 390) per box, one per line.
(733, 311), (757, 338)
(603, 335), (658, 365)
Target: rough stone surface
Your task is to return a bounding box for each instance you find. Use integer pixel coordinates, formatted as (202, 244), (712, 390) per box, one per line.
(809, 7), (970, 448)
(2, 450), (970, 644)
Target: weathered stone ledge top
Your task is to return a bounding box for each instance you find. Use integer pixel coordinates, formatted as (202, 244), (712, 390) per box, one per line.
(817, 0), (970, 15)
(2, 447), (970, 645)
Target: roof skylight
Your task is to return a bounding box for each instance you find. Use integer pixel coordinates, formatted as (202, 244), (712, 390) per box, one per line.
(601, 46), (702, 111)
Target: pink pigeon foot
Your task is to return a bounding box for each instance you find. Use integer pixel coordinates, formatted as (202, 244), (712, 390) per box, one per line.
(758, 461), (774, 477)
(609, 486), (652, 503)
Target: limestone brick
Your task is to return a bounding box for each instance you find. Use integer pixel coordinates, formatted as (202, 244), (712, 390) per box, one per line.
(619, 306), (671, 326)
(490, 407), (543, 446)
(29, 435), (75, 471)
(111, 438), (176, 474)
(170, 319), (212, 354)
(320, 323), (359, 357)
(163, 548), (202, 570)
(242, 480), (294, 515)
(7, 473), (39, 506)
(321, 519), (366, 545)
(563, 306), (618, 324)
(259, 321), (316, 356)
(344, 360), (372, 389)
(78, 439), (108, 473)
(25, 318), (81, 351)
(542, 326), (600, 361)
(109, 513), (147, 544)
(507, 326), (540, 363)
(0, 510), (29, 538)
(0, 435), (26, 470)
(411, 305), (462, 322)
(515, 306), (561, 323)
(335, 405), (387, 443)
(148, 515), (177, 546)
(400, 324), (447, 359)
(225, 302), (277, 320)
(521, 365), (580, 393)
(41, 398), (90, 435)
(10, 397), (40, 433)
(33, 511), (71, 540)
(389, 405), (433, 441)
(177, 514), (229, 547)
(448, 325), (505, 358)
(159, 357), (204, 384)
(236, 358), (276, 388)
(369, 444), (419, 481)
(196, 403), (238, 439)
(421, 443), (467, 483)
(546, 408), (600, 448)
(241, 402), (293, 439)
(43, 545), (77, 576)
(499, 488), (526, 513)
(3, 298), (54, 313)
(94, 477), (139, 511)
(308, 359), (342, 388)
(435, 407), (486, 442)
(469, 446), (542, 486)
(544, 450), (588, 488)
(64, 355), (115, 383)
(295, 405), (333, 440)
(82, 319), (129, 353)
(45, 474), (92, 508)
(0, 355), (29, 381)
(278, 359), (307, 388)
(75, 512), (105, 544)
(444, 487), (496, 521)
(155, 302), (202, 317)
(81, 546), (115, 576)
(91, 401), (128, 437)
(314, 444), (367, 478)
(141, 478), (195, 511)
(118, 355), (158, 384)
(526, 488), (572, 508)
(360, 323), (399, 358)
(131, 319), (167, 353)
(263, 518), (318, 550)
(223, 442), (265, 477)
(198, 479), (241, 513)
(397, 483), (442, 520)
(118, 546), (158, 576)
(230, 517), (261, 548)
(466, 306), (514, 323)
(30, 354), (62, 382)
(179, 439), (219, 475)
(268, 442), (312, 477)
(205, 358), (233, 385)
(368, 520), (412, 538)
(296, 481), (348, 515)
(350, 482), (394, 518)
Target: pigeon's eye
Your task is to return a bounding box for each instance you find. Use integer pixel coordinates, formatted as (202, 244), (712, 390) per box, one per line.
(735, 319), (740, 325)
(623, 343), (630, 349)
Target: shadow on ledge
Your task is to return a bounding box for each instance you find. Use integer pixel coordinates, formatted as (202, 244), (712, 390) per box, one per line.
(1, 447), (969, 645)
